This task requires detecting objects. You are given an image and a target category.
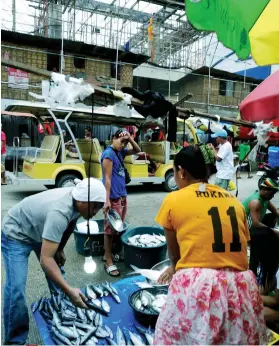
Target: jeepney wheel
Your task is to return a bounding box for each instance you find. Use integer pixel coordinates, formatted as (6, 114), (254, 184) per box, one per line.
(56, 174), (79, 188)
(164, 171), (178, 192)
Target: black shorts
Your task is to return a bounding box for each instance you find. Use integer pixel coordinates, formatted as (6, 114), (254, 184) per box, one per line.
(240, 160), (251, 172)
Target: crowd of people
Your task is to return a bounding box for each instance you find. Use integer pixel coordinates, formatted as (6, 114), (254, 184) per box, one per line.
(1, 127), (279, 345)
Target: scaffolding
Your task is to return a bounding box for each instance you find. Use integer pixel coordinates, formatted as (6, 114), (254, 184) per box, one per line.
(1, 0), (208, 70)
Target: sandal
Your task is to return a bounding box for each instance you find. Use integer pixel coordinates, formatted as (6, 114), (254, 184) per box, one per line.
(102, 254), (124, 263)
(105, 264), (120, 277)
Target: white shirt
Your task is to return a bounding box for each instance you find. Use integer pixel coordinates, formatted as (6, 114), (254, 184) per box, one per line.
(276, 269), (279, 289)
(216, 141), (234, 180)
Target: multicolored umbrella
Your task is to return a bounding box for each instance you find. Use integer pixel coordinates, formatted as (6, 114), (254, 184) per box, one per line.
(186, 0), (279, 66)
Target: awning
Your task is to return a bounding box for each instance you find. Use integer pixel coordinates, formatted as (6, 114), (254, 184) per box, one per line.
(1, 111), (36, 118)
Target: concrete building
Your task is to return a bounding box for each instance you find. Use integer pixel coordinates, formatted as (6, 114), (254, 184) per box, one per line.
(177, 66), (261, 115)
(1, 29), (148, 109)
(133, 65), (261, 118)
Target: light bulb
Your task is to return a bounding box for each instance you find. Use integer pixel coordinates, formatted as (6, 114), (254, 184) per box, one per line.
(84, 256), (96, 274)
(83, 246), (96, 274)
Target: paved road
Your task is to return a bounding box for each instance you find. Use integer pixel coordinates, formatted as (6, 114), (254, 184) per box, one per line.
(1, 173), (279, 344)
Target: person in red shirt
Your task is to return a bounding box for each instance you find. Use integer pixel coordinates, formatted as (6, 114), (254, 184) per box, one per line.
(1, 125), (7, 185)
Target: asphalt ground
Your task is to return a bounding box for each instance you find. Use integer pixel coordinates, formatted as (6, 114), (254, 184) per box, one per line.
(1, 172), (279, 344)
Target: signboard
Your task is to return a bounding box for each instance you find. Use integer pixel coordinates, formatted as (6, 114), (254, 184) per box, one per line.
(8, 68), (29, 89)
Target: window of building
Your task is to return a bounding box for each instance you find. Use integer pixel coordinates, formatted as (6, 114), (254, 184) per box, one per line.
(74, 56), (85, 69)
(219, 80), (227, 96)
(110, 62), (121, 80)
(47, 52), (60, 72)
(219, 80), (235, 97)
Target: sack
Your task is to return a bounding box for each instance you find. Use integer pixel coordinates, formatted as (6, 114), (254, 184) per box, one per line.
(111, 147), (131, 185)
(124, 168), (131, 184)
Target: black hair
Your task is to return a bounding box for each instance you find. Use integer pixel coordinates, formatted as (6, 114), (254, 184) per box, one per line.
(259, 186), (277, 193)
(250, 224), (279, 290)
(174, 145), (216, 180)
(85, 126), (92, 132)
(113, 129), (124, 138)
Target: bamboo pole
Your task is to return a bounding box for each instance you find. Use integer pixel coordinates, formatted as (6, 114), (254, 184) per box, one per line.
(1, 58), (257, 129)
(178, 109), (257, 129)
(2, 58), (143, 103)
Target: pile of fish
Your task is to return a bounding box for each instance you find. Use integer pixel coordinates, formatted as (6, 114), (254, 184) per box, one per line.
(108, 325), (155, 346)
(32, 281), (124, 345)
(128, 234), (166, 248)
(133, 290), (167, 314)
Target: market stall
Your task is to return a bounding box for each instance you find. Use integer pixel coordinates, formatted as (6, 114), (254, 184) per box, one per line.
(32, 275), (155, 345)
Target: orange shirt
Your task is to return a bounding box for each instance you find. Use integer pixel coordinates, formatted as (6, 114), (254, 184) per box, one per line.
(155, 183), (249, 271)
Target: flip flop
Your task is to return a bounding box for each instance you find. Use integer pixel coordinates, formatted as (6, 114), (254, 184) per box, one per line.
(102, 254), (124, 263)
(105, 264), (120, 277)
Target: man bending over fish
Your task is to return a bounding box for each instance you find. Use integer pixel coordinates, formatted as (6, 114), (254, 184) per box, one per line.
(1, 178), (106, 345)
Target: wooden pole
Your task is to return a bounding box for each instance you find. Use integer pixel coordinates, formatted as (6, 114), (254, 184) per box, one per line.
(1, 58), (258, 130)
(178, 109), (256, 129)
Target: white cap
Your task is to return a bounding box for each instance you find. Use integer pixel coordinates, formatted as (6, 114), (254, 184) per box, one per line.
(72, 178), (106, 203)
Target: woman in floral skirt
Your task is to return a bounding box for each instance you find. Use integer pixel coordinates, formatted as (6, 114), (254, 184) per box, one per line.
(154, 144), (267, 345)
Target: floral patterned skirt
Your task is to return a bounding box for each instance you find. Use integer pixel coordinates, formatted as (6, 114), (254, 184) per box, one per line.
(154, 268), (267, 345)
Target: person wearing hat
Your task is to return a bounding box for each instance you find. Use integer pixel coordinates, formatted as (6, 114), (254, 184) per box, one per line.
(243, 178), (279, 233)
(208, 129), (234, 191)
(1, 178), (106, 345)
(243, 178), (279, 294)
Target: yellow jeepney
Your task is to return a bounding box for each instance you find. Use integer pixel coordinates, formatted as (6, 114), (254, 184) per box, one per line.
(5, 101), (197, 191)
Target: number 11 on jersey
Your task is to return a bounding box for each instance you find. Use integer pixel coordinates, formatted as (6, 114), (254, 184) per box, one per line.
(208, 206), (242, 253)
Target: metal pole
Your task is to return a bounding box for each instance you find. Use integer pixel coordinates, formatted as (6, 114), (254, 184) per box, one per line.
(73, 0), (76, 41)
(114, 0), (121, 90)
(168, 41), (172, 101)
(207, 41), (218, 113)
(207, 65), (211, 112)
(60, 12), (64, 74)
(12, 0), (16, 31)
(244, 60), (247, 88)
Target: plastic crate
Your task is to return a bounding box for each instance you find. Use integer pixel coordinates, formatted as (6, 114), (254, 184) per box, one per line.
(268, 146), (279, 168)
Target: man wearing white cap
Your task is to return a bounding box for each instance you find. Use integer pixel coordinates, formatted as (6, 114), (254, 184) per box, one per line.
(1, 178), (105, 345)
(208, 129), (234, 191)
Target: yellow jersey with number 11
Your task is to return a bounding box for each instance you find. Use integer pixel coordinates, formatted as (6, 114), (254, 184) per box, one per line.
(155, 183), (249, 271)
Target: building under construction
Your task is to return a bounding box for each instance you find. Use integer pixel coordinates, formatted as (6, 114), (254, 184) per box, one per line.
(1, 0), (259, 114)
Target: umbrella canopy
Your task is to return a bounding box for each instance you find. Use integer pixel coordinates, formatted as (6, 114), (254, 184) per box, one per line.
(239, 70), (279, 122)
(186, 0), (279, 66)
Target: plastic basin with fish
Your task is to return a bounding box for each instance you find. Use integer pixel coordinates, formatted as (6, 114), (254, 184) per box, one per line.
(121, 226), (167, 269)
(74, 218), (129, 256)
(146, 259), (172, 288)
(128, 287), (168, 328)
